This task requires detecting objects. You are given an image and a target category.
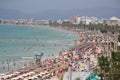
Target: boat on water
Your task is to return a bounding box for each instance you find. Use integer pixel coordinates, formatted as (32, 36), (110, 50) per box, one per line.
(21, 57), (34, 60)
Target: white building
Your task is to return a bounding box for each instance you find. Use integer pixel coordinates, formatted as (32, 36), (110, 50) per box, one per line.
(57, 19), (63, 24)
(117, 19), (120, 26)
(34, 20), (49, 25)
(105, 16), (119, 26)
(85, 17), (92, 25)
(80, 16), (98, 25)
(76, 17), (81, 24)
(80, 16), (86, 24)
(110, 16), (119, 21)
(70, 16), (80, 24)
(97, 19), (104, 24)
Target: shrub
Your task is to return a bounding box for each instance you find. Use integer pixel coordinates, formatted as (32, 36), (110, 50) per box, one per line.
(75, 77), (80, 80)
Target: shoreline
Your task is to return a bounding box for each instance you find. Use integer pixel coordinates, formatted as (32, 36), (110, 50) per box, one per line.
(0, 24), (80, 74)
(0, 23), (106, 80)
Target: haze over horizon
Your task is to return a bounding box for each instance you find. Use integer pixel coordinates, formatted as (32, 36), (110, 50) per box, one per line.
(0, 0), (120, 19)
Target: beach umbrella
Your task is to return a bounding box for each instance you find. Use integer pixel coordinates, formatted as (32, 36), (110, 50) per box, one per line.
(0, 73), (6, 79)
(77, 49), (81, 55)
(44, 71), (49, 74)
(0, 73), (6, 76)
(40, 72), (46, 75)
(38, 73), (42, 77)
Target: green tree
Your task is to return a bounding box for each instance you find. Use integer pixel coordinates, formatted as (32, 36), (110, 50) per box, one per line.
(110, 51), (120, 79)
(98, 56), (110, 73)
(59, 74), (64, 80)
(75, 77), (80, 80)
(98, 56), (110, 79)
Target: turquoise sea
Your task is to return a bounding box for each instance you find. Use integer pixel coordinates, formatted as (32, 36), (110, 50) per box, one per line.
(0, 24), (78, 73)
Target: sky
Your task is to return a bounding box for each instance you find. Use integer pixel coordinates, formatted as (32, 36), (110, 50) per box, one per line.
(0, 0), (120, 19)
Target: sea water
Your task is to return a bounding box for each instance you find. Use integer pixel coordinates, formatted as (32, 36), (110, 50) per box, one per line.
(0, 24), (78, 73)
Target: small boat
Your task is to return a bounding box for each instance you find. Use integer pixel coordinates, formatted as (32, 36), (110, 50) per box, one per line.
(21, 57), (34, 60)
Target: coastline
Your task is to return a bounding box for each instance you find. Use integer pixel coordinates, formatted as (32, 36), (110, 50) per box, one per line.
(0, 23), (105, 80)
(0, 24), (79, 74)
